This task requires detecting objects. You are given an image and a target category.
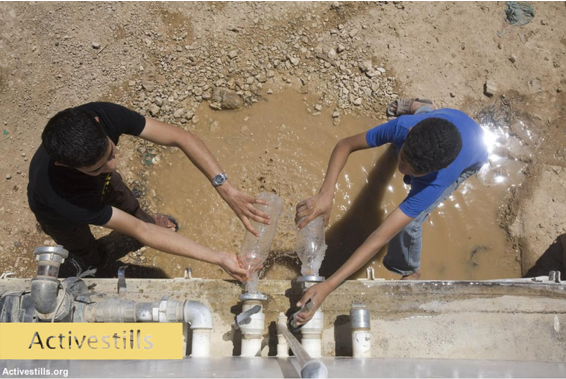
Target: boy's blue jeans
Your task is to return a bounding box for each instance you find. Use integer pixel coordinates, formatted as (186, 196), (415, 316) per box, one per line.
(382, 104), (481, 276)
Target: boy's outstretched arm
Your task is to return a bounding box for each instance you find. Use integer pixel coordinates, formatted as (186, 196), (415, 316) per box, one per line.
(295, 132), (370, 229)
(139, 117), (270, 237)
(294, 207), (414, 325)
(104, 207), (247, 281)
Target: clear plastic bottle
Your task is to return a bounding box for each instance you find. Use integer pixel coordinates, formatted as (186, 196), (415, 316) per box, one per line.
(240, 192), (283, 293)
(296, 216), (327, 276)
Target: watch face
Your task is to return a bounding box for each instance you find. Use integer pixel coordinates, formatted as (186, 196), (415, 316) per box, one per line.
(213, 174), (226, 186)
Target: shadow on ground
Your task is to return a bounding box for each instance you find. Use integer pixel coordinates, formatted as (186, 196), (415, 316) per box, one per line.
(524, 234), (566, 278)
(321, 145), (398, 278)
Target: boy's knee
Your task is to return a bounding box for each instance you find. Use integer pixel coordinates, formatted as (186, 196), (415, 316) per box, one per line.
(383, 255), (420, 276)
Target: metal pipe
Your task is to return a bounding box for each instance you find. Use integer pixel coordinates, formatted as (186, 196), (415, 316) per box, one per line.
(30, 246), (70, 320)
(276, 312), (289, 358)
(277, 322), (328, 378)
(350, 303), (371, 358)
(82, 297), (212, 357)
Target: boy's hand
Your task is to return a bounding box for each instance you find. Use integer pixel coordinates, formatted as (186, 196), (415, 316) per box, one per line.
(294, 281), (333, 325)
(295, 193), (333, 229)
(217, 183), (271, 237)
(218, 252), (248, 282)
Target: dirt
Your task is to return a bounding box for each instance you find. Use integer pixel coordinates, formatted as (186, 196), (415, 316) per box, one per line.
(0, 2), (565, 280)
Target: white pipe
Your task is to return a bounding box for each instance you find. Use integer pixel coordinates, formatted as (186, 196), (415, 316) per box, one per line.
(276, 312), (289, 358)
(351, 303), (371, 358)
(191, 329), (212, 357)
(183, 300), (213, 329)
(239, 300), (265, 357)
(352, 330), (371, 358)
(301, 308), (324, 358)
(183, 300), (213, 357)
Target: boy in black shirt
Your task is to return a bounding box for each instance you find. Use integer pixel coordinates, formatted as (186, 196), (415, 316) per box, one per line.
(28, 102), (271, 280)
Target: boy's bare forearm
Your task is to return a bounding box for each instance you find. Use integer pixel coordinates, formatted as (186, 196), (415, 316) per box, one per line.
(319, 133), (370, 197)
(319, 141), (353, 197)
(136, 221), (222, 265)
(326, 207), (413, 289)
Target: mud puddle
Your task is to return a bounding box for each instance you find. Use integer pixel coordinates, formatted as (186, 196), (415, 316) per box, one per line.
(144, 90), (523, 281)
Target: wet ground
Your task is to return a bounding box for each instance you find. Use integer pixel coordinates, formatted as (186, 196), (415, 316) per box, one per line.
(142, 89), (524, 281)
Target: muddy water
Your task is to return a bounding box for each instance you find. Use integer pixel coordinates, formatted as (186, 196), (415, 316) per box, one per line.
(145, 90), (523, 281)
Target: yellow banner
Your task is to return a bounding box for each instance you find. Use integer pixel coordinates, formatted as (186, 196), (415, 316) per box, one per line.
(0, 323), (183, 360)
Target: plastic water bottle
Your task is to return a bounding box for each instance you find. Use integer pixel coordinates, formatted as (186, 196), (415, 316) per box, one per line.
(240, 192), (283, 293)
(296, 216), (327, 276)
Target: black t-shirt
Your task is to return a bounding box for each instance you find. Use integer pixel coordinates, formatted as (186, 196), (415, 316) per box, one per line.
(27, 102), (146, 229)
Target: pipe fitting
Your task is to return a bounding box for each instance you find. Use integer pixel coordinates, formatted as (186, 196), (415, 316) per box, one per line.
(31, 278), (60, 315)
(350, 303), (371, 358)
(81, 297), (213, 357)
(183, 300), (213, 329)
(239, 297), (266, 357)
(31, 246), (69, 318)
(295, 276), (325, 358)
(300, 308), (324, 358)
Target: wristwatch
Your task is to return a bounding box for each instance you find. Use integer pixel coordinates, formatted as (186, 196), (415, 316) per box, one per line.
(212, 173), (228, 187)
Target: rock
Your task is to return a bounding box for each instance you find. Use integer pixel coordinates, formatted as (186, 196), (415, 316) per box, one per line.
(194, 87), (203, 96)
(149, 104), (160, 116)
(527, 78), (543, 94)
(92, 42), (101, 49)
(267, 89), (273, 94)
(290, 57), (300, 66)
(314, 104), (322, 111)
(349, 28), (359, 38)
(337, 44), (345, 53)
(353, 98), (362, 106)
(376, 67), (386, 73)
(484, 80), (498, 97)
(266, 70), (275, 78)
(192, 116), (200, 124)
(228, 50), (238, 59)
(366, 71), (379, 78)
(327, 49), (337, 60)
(359, 60), (372, 73)
(142, 81), (155, 92)
(174, 108), (186, 118)
(5, 174), (11, 180)
(202, 92), (211, 100)
(211, 87), (244, 110)
(509, 54), (517, 63)
(450, 92), (456, 98)
(332, 111), (340, 118)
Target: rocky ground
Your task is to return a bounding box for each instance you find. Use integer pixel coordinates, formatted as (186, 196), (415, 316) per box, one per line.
(0, 2), (564, 279)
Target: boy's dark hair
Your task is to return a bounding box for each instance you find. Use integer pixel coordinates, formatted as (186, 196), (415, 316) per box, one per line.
(402, 117), (462, 175)
(42, 108), (108, 168)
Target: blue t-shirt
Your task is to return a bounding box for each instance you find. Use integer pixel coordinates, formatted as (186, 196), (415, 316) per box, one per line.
(366, 109), (488, 218)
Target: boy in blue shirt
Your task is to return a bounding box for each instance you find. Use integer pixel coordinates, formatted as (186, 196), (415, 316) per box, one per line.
(294, 99), (488, 325)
